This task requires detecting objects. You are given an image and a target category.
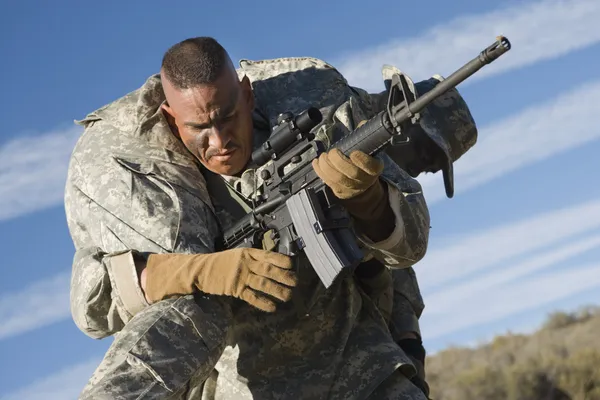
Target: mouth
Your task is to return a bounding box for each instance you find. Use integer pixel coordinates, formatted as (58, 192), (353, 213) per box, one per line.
(210, 148), (237, 161)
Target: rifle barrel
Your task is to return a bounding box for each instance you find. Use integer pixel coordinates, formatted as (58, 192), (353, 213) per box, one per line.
(398, 36), (511, 121)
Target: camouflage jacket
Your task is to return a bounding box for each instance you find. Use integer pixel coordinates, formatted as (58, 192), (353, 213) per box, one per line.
(65, 57), (433, 398)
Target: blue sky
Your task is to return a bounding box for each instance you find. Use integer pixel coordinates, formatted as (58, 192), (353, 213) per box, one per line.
(2, 0), (600, 397)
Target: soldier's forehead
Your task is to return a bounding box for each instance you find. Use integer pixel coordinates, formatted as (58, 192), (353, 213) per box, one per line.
(179, 83), (239, 118)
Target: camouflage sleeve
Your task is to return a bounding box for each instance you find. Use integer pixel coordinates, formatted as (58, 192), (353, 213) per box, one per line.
(356, 154), (430, 269)
(64, 155), (150, 339)
(388, 267), (425, 339)
(356, 258), (428, 388)
(356, 261), (424, 339)
(64, 133), (220, 339)
(389, 267), (429, 394)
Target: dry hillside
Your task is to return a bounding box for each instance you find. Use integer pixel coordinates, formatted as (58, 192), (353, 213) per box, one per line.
(425, 305), (600, 400)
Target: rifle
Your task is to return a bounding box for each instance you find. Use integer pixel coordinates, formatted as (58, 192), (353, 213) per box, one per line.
(219, 36), (511, 288)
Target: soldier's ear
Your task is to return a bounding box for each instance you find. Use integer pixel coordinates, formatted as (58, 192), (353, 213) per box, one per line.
(161, 102), (172, 116)
(160, 102), (180, 138)
(240, 75), (255, 111)
(160, 102), (176, 123)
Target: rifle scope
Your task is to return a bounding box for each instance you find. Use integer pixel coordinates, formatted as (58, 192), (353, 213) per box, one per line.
(252, 107), (323, 166)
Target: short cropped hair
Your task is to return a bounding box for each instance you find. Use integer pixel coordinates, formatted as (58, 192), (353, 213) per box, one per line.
(161, 37), (231, 89)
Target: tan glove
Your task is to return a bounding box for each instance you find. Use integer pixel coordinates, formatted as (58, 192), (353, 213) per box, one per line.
(143, 248), (297, 312)
(312, 147), (387, 222)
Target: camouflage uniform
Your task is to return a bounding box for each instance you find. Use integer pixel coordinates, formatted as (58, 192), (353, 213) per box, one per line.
(65, 56), (476, 399)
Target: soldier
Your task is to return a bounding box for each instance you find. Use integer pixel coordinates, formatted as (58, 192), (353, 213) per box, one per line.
(65, 36), (476, 399)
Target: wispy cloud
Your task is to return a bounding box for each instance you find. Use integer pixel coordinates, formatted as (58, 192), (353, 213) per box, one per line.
(421, 263), (600, 341)
(424, 234), (600, 316)
(416, 197), (600, 344)
(0, 126), (82, 222)
(1, 357), (99, 400)
(419, 79), (600, 203)
(416, 198), (600, 292)
(0, 272), (70, 340)
(336, 0), (600, 91)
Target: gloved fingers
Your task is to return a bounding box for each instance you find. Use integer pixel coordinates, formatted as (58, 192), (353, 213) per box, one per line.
(246, 274), (294, 302)
(312, 153), (347, 188)
(312, 155), (364, 199)
(348, 151), (384, 177)
(239, 288), (278, 312)
(311, 157), (334, 187)
(325, 149), (375, 184)
(249, 261), (299, 287)
(246, 248), (293, 269)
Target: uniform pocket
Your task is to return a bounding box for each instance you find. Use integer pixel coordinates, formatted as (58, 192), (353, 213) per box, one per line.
(124, 295), (230, 393)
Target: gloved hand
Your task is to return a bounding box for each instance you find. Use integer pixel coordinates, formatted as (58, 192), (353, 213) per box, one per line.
(311, 147), (387, 222)
(398, 338), (431, 398)
(143, 248), (297, 312)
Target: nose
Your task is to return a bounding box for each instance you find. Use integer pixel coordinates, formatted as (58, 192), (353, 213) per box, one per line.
(207, 125), (231, 150)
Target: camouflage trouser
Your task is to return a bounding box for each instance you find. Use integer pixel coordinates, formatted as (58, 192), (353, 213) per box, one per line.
(79, 294), (231, 400)
(78, 292), (427, 400)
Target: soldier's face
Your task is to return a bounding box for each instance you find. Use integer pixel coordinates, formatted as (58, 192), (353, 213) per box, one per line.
(161, 70), (255, 176)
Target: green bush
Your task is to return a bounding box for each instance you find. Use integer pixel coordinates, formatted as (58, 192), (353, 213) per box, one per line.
(426, 305), (600, 400)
